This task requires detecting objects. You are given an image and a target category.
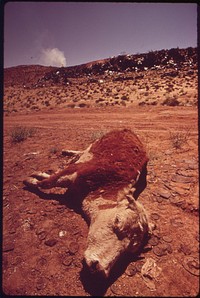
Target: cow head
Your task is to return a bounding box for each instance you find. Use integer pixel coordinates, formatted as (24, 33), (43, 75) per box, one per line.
(83, 191), (150, 278)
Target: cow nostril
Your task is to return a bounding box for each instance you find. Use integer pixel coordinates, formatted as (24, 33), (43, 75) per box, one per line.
(91, 260), (99, 270)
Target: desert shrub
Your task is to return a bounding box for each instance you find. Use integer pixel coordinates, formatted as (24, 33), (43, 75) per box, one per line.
(78, 103), (87, 108)
(90, 130), (106, 142)
(44, 100), (50, 106)
(11, 126), (36, 143)
(162, 97), (179, 106)
(95, 98), (104, 103)
(121, 95), (129, 101)
(49, 147), (59, 154)
(151, 101), (157, 105)
(138, 101), (146, 106)
(169, 129), (191, 149)
(67, 103), (75, 108)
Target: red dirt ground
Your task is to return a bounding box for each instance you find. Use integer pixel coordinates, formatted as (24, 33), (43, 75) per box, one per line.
(3, 105), (199, 296)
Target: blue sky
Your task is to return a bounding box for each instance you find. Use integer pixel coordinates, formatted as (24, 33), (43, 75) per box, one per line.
(4, 2), (197, 68)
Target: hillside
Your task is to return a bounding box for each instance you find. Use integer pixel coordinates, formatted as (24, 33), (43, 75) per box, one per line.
(3, 46), (199, 296)
(3, 47), (197, 113)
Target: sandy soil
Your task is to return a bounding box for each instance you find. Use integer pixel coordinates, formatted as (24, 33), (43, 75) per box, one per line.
(3, 105), (199, 296)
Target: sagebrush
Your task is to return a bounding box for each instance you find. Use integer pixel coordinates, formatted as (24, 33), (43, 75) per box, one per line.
(11, 126), (36, 143)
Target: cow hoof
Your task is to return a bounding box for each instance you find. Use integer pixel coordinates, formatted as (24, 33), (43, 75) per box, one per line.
(30, 171), (50, 181)
(23, 177), (38, 188)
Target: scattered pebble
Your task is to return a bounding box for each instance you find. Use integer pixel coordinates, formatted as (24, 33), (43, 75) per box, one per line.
(3, 198), (9, 207)
(57, 205), (66, 213)
(37, 231), (47, 241)
(36, 277), (46, 290)
(178, 244), (192, 255)
(135, 260), (145, 272)
(3, 239), (15, 252)
(171, 175), (192, 184)
(148, 235), (160, 246)
(153, 243), (172, 257)
(182, 256), (199, 276)
(125, 263), (137, 276)
(176, 169), (194, 177)
(156, 196), (163, 203)
(11, 256), (23, 266)
(169, 196), (185, 206)
(9, 227), (16, 234)
(68, 241), (79, 254)
(158, 189), (171, 199)
(59, 230), (67, 238)
(37, 257), (47, 266)
(62, 255), (73, 266)
(150, 213), (160, 221)
(157, 203), (168, 210)
(44, 238), (58, 247)
(170, 217), (184, 227)
(162, 235), (173, 243)
(111, 283), (123, 295)
(27, 209), (37, 214)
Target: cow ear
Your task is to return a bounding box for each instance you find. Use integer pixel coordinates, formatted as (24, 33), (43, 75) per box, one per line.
(113, 212), (134, 239)
(126, 194), (137, 211)
(113, 215), (123, 232)
(113, 214), (127, 239)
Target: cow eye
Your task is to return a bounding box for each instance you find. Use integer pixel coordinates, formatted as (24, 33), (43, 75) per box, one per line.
(113, 215), (126, 239)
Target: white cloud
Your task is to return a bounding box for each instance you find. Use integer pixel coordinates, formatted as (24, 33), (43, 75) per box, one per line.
(39, 48), (67, 67)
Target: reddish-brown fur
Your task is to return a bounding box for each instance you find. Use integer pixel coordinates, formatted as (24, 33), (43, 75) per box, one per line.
(37, 129), (148, 194)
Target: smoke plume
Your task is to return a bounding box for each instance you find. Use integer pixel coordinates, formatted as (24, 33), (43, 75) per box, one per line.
(40, 48), (67, 67)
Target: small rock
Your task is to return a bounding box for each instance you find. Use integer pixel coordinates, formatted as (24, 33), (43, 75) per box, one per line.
(37, 231), (47, 240)
(170, 217), (184, 227)
(36, 277), (46, 290)
(149, 235), (160, 246)
(37, 257), (47, 266)
(111, 283), (122, 295)
(156, 196), (163, 203)
(27, 209), (37, 214)
(158, 189), (171, 199)
(162, 235), (173, 243)
(135, 260), (145, 272)
(11, 256), (23, 266)
(171, 175), (192, 184)
(57, 206), (66, 213)
(176, 169), (194, 177)
(68, 241), (79, 254)
(44, 238), (57, 247)
(178, 244), (192, 255)
(153, 243), (172, 256)
(59, 230), (67, 238)
(3, 240), (15, 252)
(125, 263), (137, 276)
(165, 149), (173, 155)
(62, 255), (73, 266)
(150, 213), (160, 221)
(182, 256), (199, 276)
(170, 196), (186, 206)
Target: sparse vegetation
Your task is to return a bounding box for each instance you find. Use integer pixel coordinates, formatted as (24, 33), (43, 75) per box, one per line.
(11, 126), (36, 143)
(162, 96), (179, 106)
(169, 129), (191, 149)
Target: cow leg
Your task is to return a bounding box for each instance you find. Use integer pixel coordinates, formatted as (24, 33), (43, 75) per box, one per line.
(23, 169), (77, 189)
(61, 149), (83, 157)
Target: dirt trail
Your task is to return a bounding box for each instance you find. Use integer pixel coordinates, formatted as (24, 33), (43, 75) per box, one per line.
(3, 106), (199, 296)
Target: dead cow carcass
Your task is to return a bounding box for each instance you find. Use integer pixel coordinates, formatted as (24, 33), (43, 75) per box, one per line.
(23, 129), (151, 278)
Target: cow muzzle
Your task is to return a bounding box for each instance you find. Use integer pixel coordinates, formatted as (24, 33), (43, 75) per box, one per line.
(84, 257), (110, 278)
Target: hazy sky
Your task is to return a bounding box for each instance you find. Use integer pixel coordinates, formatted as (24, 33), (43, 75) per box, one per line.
(4, 2), (197, 68)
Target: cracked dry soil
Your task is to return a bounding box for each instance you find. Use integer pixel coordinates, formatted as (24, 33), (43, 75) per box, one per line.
(3, 106), (199, 296)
